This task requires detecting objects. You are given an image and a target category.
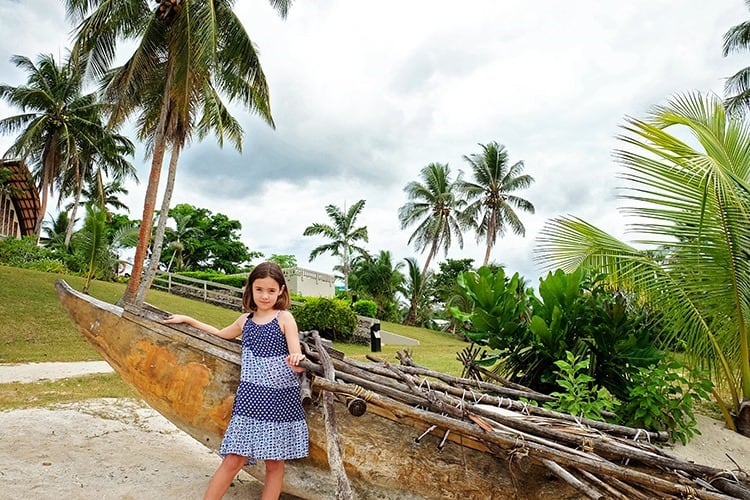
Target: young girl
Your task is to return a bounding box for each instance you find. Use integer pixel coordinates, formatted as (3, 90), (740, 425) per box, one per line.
(164, 262), (308, 500)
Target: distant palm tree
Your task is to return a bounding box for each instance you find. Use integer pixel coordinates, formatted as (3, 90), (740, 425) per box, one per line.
(59, 130), (136, 246)
(41, 211), (72, 253)
(0, 53), (104, 239)
(66, 0), (291, 304)
(304, 200), (369, 291)
(723, 2), (750, 113)
(460, 142), (535, 266)
(350, 250), (404, 319)
(401, 257), (433, 327)
(164, 211), (195, 272)
(398, 162), (468, 276)
(535, 92), (750, 436)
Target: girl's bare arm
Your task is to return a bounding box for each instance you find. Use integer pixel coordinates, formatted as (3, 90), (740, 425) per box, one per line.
(163, 313), (247, 340)
(279, 311), (305, 373)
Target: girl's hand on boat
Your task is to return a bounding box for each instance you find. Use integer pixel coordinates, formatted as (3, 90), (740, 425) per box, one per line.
(163, 314), (189, 324)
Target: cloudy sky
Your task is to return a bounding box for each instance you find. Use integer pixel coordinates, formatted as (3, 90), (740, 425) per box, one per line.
(1, 0), (748, 284)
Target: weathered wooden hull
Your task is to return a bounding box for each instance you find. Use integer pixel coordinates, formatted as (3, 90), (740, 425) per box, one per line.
(56, 280), (575, 499)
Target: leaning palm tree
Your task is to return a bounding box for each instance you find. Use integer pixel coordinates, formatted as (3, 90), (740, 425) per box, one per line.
(723, 1), (750, 114)
(0, 53), (104, 239)
(460, 141), (535, 266)
(535, 92), (750, 436)
(66, 0), (291, 304)
(303, 200), (369, 292)
(398, 162), (468, 276)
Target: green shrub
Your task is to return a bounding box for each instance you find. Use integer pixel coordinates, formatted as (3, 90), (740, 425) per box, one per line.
(293, 297), (358, 342)
(618, 359), (713, 445)
(352, 299), (378, 318)
(543, 351), (616, 421)
(27, 258), (68, 274)
(0, 236), (57, 267)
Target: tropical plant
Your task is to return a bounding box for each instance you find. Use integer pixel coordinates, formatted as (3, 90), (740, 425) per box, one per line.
(398, 162), (469, 276)
(68, 174), (132, 219)
(449, 266), (529, 357)
(452, 267), (663, 398)
(619, 359), (713, 445)
(460, 141), (535, 266)
(349, 250), (404, 320)
(303, 200), (369, 291)
(71, 204), (108, 292)
(543, 351), (617, 421)
(0, 53), (105, 238)
(65, 0), (291, 304)
(41, 211), (73, 255)
(723, 2), (750, 114)
(401, 257), (434, 327)
(268, 254), (297, 269)
(293, 297), (359, 343)
(163, 211), (195, 272)
(59, 129), (136, 246)
(535, 92), (750, 435)
(159, 203), (258, 274)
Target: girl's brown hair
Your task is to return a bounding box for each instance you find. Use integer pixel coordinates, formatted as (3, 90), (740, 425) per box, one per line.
(242, 262), (291, 312)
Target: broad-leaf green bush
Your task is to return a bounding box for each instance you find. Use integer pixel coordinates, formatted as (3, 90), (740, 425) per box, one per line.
(543, 351), (616, 421)
(618, 359), (713, 445)
(352, 299), (378, 318)
(293, 297), (358, 342)
(0, 236), (60, 267)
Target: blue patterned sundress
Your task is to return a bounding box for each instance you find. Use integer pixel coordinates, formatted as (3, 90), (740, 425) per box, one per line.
(219, 312), (309, 464)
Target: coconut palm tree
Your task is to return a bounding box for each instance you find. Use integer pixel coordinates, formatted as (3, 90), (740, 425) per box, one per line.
(66, 0), (291, 304)
(41, 211), (73, 254)
(303, 200), (369, 292)
(460, 141), (535, 266)
(535, 92), (750, 436)
(0, 53), (104, 239)
(164, 211), (195, 272)
(398, 162), (468, 277)
(59, 129), (136, 246)
(350, 250), (404, 319)
(723, 1), (750, 114)
(401, 256), (433, 327)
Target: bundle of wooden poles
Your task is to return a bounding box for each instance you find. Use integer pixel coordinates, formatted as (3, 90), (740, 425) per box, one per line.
(297, 331), (750, 500)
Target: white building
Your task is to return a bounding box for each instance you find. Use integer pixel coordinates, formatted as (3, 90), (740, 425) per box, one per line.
(283, 266), (336, 298)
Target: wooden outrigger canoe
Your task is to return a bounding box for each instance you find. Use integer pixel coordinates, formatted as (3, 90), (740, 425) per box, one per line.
(56, 280), (750, 499)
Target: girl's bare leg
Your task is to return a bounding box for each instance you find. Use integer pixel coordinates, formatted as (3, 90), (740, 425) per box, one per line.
(261, 460), (285, 500)
(203, 454), (247, 500)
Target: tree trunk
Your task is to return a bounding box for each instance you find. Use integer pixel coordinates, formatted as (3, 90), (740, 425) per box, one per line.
(64, 174), (83, 247)
(136, 142), (181, 304)
(483, 211), (497, 266)
(121, 69), (173, 305)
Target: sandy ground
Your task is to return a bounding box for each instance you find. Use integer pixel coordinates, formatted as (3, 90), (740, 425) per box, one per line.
(0, 362), (300, 500)
(1, 362), (749, 499)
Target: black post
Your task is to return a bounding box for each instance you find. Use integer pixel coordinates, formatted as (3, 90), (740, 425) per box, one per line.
(369, 322), (381, 352)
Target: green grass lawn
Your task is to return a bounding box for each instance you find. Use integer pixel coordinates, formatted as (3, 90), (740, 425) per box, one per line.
(0, 265), (468, 408)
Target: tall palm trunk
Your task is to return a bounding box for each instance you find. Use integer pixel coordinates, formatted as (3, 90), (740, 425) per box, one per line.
(35, 139), (57, 242)
(421, 218), (445, 277)
(64, 166), (83, 247)
(483, 213), (497, 266)
(121, 66), (174, 305)
(136, 141), (181, 304)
